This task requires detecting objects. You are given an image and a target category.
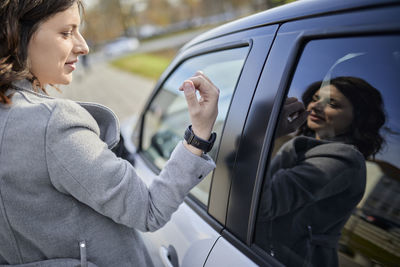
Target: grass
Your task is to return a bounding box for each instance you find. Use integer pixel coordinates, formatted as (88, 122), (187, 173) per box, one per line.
(110, 48), (177, 80)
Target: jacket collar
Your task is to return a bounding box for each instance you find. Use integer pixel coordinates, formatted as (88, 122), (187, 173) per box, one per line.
(11, 79), (120, 149)
(12, 79), (34, 91)
(304, 132), (354, 146)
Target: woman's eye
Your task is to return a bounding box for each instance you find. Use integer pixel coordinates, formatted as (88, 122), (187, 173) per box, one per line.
(329, 102), (339, 108)
(62, 32), (72, 37)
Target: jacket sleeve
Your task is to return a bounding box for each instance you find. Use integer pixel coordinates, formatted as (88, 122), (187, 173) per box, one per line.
(45, 100), (215, 232)
(258, 140), (365, 221)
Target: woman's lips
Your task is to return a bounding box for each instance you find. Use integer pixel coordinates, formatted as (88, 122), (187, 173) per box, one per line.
(309, 113), (325, 122)
(65, 60), (77, 71)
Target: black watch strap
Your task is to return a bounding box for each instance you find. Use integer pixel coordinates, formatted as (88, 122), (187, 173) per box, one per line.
(184, 125), (216, 153)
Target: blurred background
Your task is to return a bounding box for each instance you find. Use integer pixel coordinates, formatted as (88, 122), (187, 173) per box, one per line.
(82, 0), (292, 46)
(50, 0), (295, 122)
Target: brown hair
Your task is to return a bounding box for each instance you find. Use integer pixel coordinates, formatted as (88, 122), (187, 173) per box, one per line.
(0, 0), (84, 104)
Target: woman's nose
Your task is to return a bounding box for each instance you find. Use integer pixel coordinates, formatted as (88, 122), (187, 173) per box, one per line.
(74, 33), (89, 55)
(309, 100), (324, 111)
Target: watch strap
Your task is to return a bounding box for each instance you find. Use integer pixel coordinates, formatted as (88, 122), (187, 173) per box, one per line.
(184, 125), (216, 153)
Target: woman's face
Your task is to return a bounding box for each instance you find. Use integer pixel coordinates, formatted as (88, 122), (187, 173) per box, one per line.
(27, 2), (89, 86)
(306, 84), (354, 140)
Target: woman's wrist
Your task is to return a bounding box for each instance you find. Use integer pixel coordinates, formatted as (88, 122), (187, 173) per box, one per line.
(183, 140), (204, 156)
(183, 125), (216, 156)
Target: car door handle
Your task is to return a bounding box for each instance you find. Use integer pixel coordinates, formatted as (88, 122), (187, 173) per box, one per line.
(159, 245), (179, 267)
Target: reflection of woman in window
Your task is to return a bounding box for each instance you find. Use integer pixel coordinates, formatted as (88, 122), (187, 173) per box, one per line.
(256, 77), (386, 267)
(299, 76), (385, 158)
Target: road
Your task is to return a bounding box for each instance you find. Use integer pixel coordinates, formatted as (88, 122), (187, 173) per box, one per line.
(47, 63), (155, 123)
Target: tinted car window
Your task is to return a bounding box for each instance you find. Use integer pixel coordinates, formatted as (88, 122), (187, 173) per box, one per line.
(142, 47), (248, 205)
(254, 36), (400, 266)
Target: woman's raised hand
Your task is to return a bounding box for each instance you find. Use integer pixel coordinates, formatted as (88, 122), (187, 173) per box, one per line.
(276, 97), (309, 137)
(180, 71), (219, 154)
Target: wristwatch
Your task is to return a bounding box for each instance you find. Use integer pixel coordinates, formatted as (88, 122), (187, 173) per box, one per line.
(184, 125), (216, 153)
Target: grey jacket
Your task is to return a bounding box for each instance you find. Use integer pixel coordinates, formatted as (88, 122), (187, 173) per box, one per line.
(255, 136), (366, 267)
(0, 80), (215, 266)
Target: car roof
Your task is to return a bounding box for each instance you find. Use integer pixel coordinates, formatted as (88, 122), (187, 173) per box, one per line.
(183, 0), (400, 49)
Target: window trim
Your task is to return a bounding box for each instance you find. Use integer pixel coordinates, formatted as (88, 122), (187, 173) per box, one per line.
(184, 196), (225, 234)
(208, 25), (279, 226)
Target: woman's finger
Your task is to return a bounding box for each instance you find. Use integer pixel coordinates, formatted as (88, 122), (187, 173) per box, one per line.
(285, 100), (305, 115)
(181, 80), (200, 110)
(290, 110), (309, 129)
(188, 76), (220, 99)
(194, 70), (213, 84)
(285, 97), (298, 105)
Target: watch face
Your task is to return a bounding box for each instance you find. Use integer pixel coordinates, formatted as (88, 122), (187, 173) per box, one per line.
(191, 139), (202, 147)
(185, 126), (206, 151)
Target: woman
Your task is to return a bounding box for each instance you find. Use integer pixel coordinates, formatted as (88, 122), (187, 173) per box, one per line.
(0, 1), (219, 266)
(255, 77), (385, 267)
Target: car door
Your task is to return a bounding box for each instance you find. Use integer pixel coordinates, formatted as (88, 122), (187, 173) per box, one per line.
(206, 3), (400, 267)
(127, 25), (278, 266)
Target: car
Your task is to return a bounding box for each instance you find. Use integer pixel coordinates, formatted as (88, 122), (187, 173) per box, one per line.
(119, 0), (400, 266)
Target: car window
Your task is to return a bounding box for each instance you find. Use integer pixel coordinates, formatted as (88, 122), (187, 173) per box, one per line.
(254, 36), (400, 266)
(142, 47), (248, 205)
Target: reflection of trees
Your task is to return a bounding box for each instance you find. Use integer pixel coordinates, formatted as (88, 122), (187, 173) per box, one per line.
(340, 160), (400, 266)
